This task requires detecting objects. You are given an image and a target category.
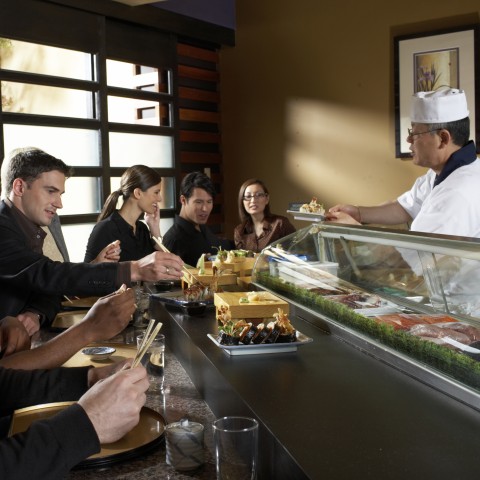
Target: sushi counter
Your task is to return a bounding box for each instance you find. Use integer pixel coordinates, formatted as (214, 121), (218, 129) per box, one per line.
(149, 294), (480, 479)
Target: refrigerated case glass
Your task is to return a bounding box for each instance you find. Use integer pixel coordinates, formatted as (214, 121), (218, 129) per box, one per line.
(253, 222), (480, 408)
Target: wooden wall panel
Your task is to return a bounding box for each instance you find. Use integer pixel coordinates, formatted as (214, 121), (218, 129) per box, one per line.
(177, 40), (225, 236)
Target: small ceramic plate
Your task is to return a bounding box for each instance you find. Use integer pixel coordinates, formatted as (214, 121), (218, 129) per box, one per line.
(82, 346), (116, 360)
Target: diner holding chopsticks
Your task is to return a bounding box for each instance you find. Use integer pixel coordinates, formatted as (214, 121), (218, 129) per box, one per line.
(0, 148), (183, 337)
(84, 164), (167, 263)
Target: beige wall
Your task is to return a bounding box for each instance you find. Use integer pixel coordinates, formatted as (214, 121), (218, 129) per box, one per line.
(220, 0), (480, 237)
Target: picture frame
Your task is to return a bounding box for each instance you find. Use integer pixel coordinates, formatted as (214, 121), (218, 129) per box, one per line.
(394, 25), (480, 158)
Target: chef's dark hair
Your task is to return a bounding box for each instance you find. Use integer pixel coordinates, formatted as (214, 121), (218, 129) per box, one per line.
(426, 117), (470, 146)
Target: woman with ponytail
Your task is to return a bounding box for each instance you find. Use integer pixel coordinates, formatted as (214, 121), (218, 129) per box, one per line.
(84, 165), (163, 262)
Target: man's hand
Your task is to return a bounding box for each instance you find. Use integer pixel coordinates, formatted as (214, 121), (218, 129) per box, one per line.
(78, 365), (149, 444)
(16, 311), (41, 336)
(87, 359), (132, 387)
(0, 316), (30, 358)
(130, 251), (184, 282)
(91, 240), (121, 264)
(327, 204), (361, 222)
(82, 286), (136, 344)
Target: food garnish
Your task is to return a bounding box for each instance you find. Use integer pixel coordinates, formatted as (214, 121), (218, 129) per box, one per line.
(299, 197), (325, 214)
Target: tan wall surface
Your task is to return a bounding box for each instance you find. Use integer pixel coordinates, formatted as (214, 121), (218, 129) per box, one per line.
(220, 0), (480, 237)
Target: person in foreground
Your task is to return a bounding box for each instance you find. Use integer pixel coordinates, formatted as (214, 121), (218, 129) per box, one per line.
(85, 165), (165, 262)
(0, 148), (121, 336)
(0, 285), (134, 367)
(327, 87), (480, 237)
(162, 171), (233, 266)
(0, 359), (149, 479)
(234, 178), (296, 252)
(0, 148), (183, 333)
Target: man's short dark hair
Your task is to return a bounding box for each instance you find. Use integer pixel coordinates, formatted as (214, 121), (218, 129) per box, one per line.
(426, 117), (470, 147)
(180, 171), (216, 200)
(2, 147), (73, 197)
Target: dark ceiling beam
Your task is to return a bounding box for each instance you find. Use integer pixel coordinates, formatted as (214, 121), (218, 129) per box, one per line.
(43, 0), (235, 46)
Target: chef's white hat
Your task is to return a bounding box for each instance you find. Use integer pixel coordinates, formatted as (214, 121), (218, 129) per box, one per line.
(410, 87), (469, 123)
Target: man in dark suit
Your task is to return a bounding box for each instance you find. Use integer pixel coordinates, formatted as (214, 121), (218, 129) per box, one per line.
(0, 147), (184, 341)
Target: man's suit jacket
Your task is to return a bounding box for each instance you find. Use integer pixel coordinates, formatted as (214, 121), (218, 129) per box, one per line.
(0, 201), (119, 322)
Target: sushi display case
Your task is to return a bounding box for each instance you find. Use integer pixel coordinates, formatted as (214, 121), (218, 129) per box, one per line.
(252, 222), (480, 411)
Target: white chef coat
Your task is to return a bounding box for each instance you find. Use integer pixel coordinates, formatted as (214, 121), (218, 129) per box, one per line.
(397, 158), (480, 238)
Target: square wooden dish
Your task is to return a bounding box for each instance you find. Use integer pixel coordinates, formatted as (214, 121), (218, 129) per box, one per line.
(214, 291), (289, 318)
(183, 267), (237, 286)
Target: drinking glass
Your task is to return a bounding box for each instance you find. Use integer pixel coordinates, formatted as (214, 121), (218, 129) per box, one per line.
(136, 332), (165, 393)
(213, 416), (258, 480)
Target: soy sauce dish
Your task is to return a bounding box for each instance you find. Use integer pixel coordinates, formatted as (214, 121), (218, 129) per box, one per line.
(82, 346), (116, 360)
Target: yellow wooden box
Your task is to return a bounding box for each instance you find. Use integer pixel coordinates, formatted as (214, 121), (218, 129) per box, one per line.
(214, 291), (289, 319)
(200, 257), (256, 275)
(183, 267), (238, 286)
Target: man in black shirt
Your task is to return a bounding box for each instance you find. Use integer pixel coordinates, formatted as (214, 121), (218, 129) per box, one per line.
(163, 172), (232, 266)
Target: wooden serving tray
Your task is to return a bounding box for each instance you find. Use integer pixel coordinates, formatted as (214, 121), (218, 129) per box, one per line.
(63, 342), (136, 367)
(183, 267), (237, 286)
(51, 310), (89, 330)
(214, 291), (289, 318)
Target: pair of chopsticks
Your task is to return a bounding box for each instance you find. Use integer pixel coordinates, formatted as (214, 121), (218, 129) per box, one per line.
(152, 236), (205, 286)
(131, 318), (163, 369)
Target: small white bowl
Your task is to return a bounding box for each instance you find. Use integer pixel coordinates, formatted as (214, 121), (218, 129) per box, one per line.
(82, 346), (116, 361)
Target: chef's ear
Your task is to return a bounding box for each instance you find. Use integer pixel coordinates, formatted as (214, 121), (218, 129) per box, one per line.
(438, 129), (451, 147)
(180, 194), (187, 206)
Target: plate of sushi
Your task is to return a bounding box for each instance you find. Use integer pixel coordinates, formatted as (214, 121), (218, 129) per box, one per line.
(209, 306), (313, 355)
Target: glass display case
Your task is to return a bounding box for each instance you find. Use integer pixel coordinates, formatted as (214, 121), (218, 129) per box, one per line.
(252, 222), (480, 411)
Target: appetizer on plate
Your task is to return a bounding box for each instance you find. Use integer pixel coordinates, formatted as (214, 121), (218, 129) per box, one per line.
(216, 306), (297, 346)
(299, 197), (325, 214)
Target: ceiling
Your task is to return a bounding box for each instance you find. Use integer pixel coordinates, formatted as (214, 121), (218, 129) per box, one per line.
(111, 0), (165, 5)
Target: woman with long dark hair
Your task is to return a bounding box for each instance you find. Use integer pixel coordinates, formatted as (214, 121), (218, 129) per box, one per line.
(84, 165), (163, 262)
(234, 178), (295, 253)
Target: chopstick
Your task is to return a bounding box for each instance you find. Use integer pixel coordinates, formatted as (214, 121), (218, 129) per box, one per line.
(152, 236), (205, 286)
(131, 320), (163, 369)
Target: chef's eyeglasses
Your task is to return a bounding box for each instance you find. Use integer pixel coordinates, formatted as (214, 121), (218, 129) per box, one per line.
(243, 192), (268, 201)
(407, 128), (441, 138)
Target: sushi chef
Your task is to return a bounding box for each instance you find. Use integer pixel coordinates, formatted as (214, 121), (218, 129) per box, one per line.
(327, 87), (480, 238)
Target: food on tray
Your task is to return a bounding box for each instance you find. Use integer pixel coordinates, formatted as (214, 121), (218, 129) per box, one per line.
(324, 293), (383, 309)
(309, 286), (352, 296)
(408, 324), (469, 343)
(299, 197), (325, 215)
(216, 307), (296, 346)
(212, 247), (255, 270)
(374, 313), (458, 331)
(238, 292), (267, 304)
(184, 282), (217, 302)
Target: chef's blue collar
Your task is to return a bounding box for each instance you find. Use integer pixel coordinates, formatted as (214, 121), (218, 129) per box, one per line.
(434, 140), (477, 187)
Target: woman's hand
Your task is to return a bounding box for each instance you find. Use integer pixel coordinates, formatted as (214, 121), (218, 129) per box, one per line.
(145, 202), (161, 239)
(91, 240), (121, 263)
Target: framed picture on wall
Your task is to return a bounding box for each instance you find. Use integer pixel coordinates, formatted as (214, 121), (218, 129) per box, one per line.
(394, 25), (480, 158)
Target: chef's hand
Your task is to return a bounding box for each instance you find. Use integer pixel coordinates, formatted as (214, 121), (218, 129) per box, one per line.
(0, 316), (31, 358)
(326, 204), (361, 224)
(79, 365), (149, 444)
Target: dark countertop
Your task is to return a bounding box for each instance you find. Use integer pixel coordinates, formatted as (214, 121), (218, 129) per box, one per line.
(150, 295), (480, 480)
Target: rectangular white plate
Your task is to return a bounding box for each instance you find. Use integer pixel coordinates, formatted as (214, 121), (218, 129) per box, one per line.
(207, 331), (313, 356)
(286, 210), (325, 222)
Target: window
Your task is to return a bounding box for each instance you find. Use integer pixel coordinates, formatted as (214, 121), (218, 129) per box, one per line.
(0, 12), (177, 261)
